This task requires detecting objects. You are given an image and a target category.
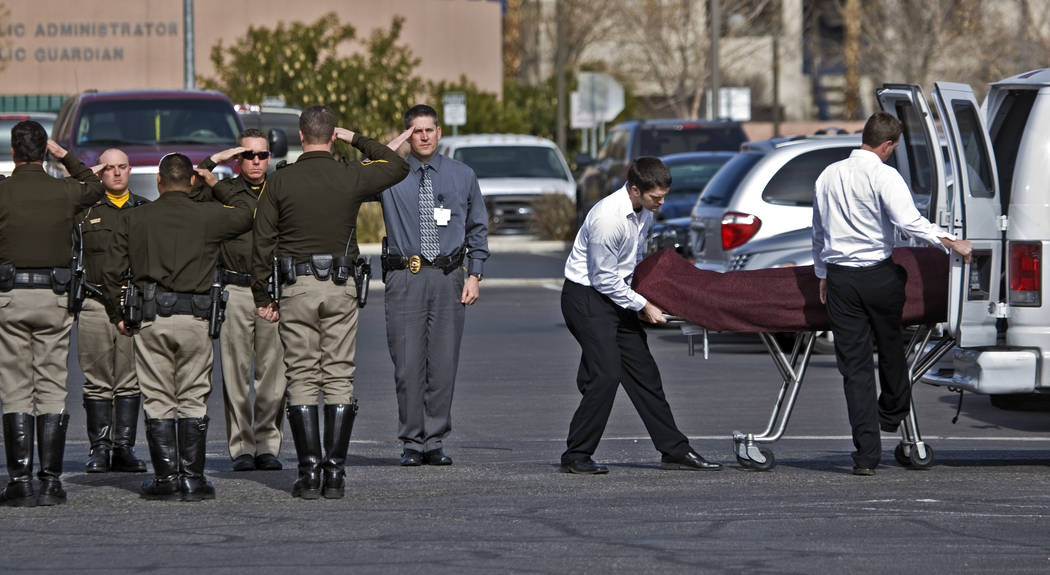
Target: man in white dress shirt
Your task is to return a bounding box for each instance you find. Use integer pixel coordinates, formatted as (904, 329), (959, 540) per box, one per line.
(812, 112), (972, 476)
(559, 157), (722, 475)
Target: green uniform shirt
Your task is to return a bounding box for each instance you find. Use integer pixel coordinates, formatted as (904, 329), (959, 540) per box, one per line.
(251, 134), (409, 306)
(210, 175), (263, 275)
(102, 187), (254, 324)
(0, 155), (105, 267)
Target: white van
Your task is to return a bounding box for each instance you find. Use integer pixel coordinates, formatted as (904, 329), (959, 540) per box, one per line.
(877, 70), (1050, 398)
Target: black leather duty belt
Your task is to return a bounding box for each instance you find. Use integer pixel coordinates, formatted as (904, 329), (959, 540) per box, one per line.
(381, 249), (464, 274)
(221, 269), (252, 287)
(14, 268), (69, 289)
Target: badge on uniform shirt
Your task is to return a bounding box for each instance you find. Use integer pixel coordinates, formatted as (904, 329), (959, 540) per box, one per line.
(89, 218), (101, 224)
(434, 207), (451, 227)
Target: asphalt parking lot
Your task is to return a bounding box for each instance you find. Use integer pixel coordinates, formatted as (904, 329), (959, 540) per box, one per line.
(3, 250), (1050, 573)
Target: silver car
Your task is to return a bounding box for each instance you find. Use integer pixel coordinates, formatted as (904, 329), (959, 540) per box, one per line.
(690, 135), (861, 272)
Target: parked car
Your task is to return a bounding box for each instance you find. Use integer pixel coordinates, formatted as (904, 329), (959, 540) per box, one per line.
(0, 112), (57, 177)
(45, 90), (252, 199)
(689, 134), (861, 272)
(236, 101), (301, 165)
(575, 118), (748, 222)
(436, 134), (575, 234)
(644, 151), (737, 259)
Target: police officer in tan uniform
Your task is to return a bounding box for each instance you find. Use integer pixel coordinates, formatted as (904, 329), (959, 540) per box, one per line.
(198, 130), (286, 472)
(252, 105), (410, 499)
(77, 148), (150, 474)
(0, 121), (105, 507)
(103, 153), (253, 502)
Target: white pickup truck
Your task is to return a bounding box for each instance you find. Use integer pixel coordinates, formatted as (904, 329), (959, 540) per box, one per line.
(877, 70), (1050, 401)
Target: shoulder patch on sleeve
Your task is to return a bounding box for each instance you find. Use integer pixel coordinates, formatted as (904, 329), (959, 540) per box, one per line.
(361, 159), (389, 166)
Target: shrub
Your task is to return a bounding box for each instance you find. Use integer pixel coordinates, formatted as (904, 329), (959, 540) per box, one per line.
(356, 201), (386, 244)
(529, 194), (577, 241)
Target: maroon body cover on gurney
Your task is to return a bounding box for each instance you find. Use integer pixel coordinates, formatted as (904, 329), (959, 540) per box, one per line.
(632, 247), (949, 333)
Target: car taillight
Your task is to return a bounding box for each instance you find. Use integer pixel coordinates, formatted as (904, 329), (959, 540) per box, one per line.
(1009, 242), (1041, 306)
(721, 212), (761, 250)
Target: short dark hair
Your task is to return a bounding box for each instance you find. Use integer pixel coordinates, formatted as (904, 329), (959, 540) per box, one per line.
(239, 128), (266, 143)
(158, 153), (193, 190)
(862, 112), (903, 148)
(11, 120), (47, 163)
(300, 105), (336, 145)
(626, 156), (671, 193)
(404, 104), (439, 130)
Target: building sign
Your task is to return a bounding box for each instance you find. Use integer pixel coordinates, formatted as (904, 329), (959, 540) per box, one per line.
(0, 1), (184, 95)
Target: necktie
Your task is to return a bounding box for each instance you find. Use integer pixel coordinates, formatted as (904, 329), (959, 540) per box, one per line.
(419, 165), (440, 260)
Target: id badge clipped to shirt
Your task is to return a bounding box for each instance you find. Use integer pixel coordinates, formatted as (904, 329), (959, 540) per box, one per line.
(434, 207), (451, 227)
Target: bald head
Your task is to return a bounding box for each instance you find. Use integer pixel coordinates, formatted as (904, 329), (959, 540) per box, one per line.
(99, 148), (131, 193)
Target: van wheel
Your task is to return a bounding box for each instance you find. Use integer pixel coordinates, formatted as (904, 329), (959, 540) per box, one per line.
(989, 393), (1050, 411)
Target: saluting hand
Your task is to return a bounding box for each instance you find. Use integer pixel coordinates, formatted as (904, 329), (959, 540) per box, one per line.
(46, 140), (68, 159)
(386, 127), (413, 153)
(211, 146), (248, 164)
(193, 167), (218, 188)
(334, 127), (356, 144)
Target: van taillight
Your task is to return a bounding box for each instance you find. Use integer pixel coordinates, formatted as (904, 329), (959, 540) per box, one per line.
(1009, 242), (1041, 306)
(721, 212), (761, 250)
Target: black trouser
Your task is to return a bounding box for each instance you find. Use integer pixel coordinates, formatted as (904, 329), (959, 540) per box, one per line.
(560, 280), (690, 464)
(826, 259), (910, 468)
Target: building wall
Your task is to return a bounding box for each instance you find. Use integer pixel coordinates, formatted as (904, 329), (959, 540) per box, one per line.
(0, 0), (502, 98)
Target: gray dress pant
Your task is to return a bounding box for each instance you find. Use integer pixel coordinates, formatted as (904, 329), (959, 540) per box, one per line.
(384, 267), (465, 452)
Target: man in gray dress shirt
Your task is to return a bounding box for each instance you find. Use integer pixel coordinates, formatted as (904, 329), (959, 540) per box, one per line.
(379, 104), (489, 467)
(560, 157), (721, 475)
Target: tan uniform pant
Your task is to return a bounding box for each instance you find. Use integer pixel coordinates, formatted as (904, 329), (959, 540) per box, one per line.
(279, 277), (357, 406)
(0, 289), (73, 414)
(134, 314), (213, 419)
(220, 284), (286, 458)
(77, 297), (138, 399)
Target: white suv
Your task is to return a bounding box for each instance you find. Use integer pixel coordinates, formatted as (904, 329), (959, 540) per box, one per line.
(437, 134), (575, 234)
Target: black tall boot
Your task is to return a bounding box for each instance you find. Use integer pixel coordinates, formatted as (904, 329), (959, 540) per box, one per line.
(322, 400), (358, 499)
(141, 418), (180, 500)
(36, 413), (70, 506)
(110, 394), (147, 473)
(83, 397), (112, 473)
(286, 404), (322, 500)
(177, 417), (215, 502)
(0, 413), (36, 507)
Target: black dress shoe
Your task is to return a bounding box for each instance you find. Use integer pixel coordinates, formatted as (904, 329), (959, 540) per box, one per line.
(231, 454), (256, 472)
(255, 453), (283, 471)
(400, 450), (423, 467)
(661, 451), (723, 471)
(422, 448), (453, 466)
(560, 458), (609, 475)
(852, 466), (876, 476)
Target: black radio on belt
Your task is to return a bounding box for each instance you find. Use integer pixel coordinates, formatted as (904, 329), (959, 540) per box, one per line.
(122, 276), (143, 330)
(208, 268), (228, 339)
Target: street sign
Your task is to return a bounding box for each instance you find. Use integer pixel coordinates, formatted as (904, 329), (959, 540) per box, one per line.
(577, 72), (624, 123)
(570, 92), (596, 129)
(706, 87), (751, 121)
(443, 92), (467, 127)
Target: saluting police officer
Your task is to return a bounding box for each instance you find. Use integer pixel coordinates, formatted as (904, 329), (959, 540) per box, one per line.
(0, 121), (105, 507)
(197, 130), (287, 473)
(252, 105), (410, 500)
(103, 153), (253, 502)
(77, 148), (150, 475)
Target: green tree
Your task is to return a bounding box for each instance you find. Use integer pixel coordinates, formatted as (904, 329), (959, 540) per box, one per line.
(199, 13), (422, 142)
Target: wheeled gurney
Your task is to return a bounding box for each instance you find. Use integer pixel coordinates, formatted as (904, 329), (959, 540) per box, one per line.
(633, 247), (955, 470)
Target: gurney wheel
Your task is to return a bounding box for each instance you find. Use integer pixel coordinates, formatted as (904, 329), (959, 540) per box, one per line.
(751, 448), (775, 471)
(737, 448), (775, 471)
(908, 444), (935, 468)
(894, 444), (912, 467)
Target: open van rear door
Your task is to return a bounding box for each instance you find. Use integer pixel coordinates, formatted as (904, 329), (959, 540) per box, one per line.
(933, 82), (1002, 347)
(875, 84), (947, 225)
